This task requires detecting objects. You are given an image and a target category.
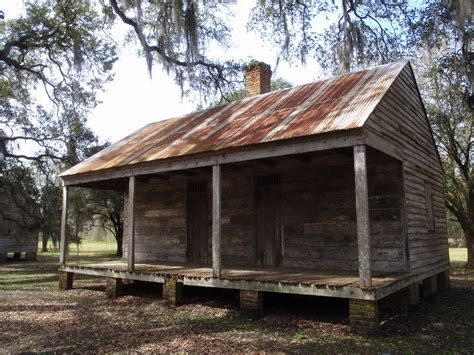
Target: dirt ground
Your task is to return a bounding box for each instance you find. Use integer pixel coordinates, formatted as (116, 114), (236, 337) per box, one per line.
(0, 255), (473, 353)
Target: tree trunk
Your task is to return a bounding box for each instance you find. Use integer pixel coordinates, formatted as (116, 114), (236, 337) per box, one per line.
(115, 226), (123, 257)
(41, 233), (49, 252)
(52, 236), (58, 252)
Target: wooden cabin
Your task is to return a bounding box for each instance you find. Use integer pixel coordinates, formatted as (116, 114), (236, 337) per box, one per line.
(0, 137), (39, 262)
(0, 189), (39, 262)
(58, 61), (450, 334)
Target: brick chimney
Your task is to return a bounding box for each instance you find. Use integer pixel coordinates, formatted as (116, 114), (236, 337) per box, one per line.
(245, 62), (272, 97)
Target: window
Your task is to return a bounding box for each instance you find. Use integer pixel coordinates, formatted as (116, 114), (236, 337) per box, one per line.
(425, 183), (435, 232)
(256, 174), (280, 186)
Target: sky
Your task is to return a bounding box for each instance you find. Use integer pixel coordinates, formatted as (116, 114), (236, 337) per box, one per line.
(1, 1), (323, 144)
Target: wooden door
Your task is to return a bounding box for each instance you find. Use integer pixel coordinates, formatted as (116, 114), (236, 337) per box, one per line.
(256, 175), (282, 267)
(187, 182), (209, 264)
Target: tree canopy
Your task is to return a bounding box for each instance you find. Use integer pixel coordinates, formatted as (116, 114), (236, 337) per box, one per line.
(1, 0), (117, 251)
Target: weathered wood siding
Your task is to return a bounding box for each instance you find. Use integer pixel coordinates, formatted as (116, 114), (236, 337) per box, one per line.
(123, 150), (405, 272)
(123, 179), (188, 262)
(277, 152), (404, 272)
(0, 194), (38, 254)
(365, 64), (449, 275)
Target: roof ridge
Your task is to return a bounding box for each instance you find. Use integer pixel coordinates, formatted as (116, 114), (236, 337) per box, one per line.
(144, 62), (409, 127)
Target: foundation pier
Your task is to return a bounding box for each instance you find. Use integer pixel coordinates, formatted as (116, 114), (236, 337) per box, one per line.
(349, 299), (379, 335)
(383, 283), (420, 312)
(437, 270), (450, 291)
(240, 290), (264, 319)
(163, 279), (183, 306)
(58, 271), (74, 291)
(422, 275), (438, 298)
(105, 277), (124, 299)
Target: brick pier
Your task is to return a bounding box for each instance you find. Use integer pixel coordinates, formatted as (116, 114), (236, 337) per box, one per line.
(163, 279), (183, 306)
(349, 299), (379, 334)
(240, 290), (263, 319)
(58, 271), (74, 291)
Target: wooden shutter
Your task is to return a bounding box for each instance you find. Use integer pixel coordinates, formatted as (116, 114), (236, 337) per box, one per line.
(425, 183), (435, 232)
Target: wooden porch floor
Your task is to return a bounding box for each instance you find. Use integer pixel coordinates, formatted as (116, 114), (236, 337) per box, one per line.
(62, 261), (414, 300)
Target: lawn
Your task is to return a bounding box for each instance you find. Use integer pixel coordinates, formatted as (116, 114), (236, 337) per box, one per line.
(39, 240), (117, 256)
(0, 247), (472, 352)
(449, 247), (468, 272)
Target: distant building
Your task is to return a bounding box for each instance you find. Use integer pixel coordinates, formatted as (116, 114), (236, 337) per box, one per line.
(0, 135), (39, 262)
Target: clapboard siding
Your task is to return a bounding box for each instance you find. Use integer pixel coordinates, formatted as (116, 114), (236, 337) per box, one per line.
(0, 192), (39, 255)
(123, 151), (406, 272)
(123, 179), (188, 262)
(365, 64), (449, 275)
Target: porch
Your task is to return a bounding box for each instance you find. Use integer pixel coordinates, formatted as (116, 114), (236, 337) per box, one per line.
(59, 137), (415, 334)
(60, 260), (415, 301)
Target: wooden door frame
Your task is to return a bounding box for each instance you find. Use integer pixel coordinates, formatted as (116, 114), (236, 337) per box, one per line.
(254, 173), (282, 267)
(186, 180), (209, 264)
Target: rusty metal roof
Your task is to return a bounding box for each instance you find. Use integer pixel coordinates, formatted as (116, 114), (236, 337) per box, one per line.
(62, 62), (407, 177)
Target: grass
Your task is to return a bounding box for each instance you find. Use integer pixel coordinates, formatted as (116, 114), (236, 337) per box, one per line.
(449, 247), (468, 272)
(0, 245), (472, 352)
(38, 240), (117, 258)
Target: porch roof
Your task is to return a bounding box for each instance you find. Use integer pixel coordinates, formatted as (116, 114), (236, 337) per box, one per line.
(61, 62), (407, 179)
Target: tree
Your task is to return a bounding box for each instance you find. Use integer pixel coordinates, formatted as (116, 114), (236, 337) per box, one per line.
(411, 2), (473, 267)
(248, 0), (413, 74)
(1, 0), (116, 165)
(90, 189), (124, 256)
(1, 1), (117, 251)
(37, 167), (62, 251)
(108, 0), (242, 101)
(109, 0), (415, 97)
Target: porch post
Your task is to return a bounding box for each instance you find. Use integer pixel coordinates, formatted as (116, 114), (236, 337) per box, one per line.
(353, 145), (372, 288)
(212, 164), (222, 278)
(128, 176), (136, 272)
(59, 185), (69, 265)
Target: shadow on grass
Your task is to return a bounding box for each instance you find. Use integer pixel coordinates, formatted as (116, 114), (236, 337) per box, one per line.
(0, 275), (59, 287)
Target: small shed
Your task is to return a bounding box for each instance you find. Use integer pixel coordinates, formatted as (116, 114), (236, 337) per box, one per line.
(58, 61), (449, 334)
(0, 188), (39, 262)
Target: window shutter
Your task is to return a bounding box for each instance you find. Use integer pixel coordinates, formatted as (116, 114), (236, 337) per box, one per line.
(425, 183), (435, 232)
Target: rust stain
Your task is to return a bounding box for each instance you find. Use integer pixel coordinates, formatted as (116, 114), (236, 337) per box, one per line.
(62, 62), (408, 177)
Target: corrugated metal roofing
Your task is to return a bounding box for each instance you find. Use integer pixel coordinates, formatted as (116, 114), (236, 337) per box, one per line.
(62, 62), (407, 177)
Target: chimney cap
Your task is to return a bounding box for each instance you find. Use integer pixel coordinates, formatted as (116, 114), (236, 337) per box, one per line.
(244, 60), (271, 72)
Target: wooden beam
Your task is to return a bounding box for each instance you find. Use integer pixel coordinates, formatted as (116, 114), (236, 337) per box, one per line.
(127, 176), (136, 272)
(172, 170), (196, 177)
(136, 174), (170, 183)
(62, 130), (365, 186)
(136, 177), (149, 183)
(255, 158), (275, 167)
(59, 185), (69, 265)
(289, 154), (311, 164)
(146, 174), (170, 180)
(364, 131), (403, 161)
(354, 145), (372, 288)
(212, 164), (222, 278)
